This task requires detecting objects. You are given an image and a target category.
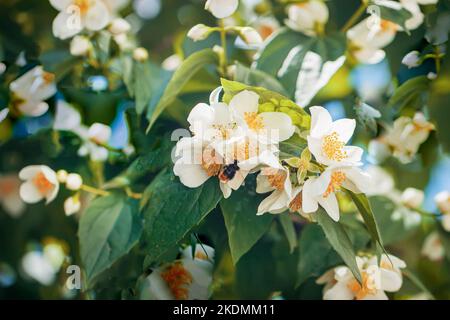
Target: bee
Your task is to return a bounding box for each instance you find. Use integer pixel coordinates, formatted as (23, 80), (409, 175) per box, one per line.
(219, 160), (240, 182)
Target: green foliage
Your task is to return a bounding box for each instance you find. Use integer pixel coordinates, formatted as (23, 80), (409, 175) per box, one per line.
(146, 49), (219, 131)
(220, 176), (274, 264)
(140, 170), (222, 264)
(316, 210), (362, 283)
(79, 194), (142, 286)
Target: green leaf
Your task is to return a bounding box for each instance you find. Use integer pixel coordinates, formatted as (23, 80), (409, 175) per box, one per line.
(220, 177), (274, 264)
(316, 209), (362, 283)
(297, 224), (341, 287)
(388, 76), (431, 111)
(146, 49), (218, 131)
(429, 41), (450, 152)
(402, 268), (436, 300)
(234, 62), (288, 96)
(40, 50), (82, 82)
(279, 214), (298, 253)
(279, 133), (308, 159)
(140, 170), (222, 263)
(255, 28), (346, 105)
(346, 190), (386, 253)
(220, 78), (310, 130)
(370, 196), (420, 245)
(78, 194), (142, 285)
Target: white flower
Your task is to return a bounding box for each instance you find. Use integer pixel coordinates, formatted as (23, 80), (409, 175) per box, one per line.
(382, 112), (434, 164)
(87, 122), (111, 144)
(66, 173), (83, 191)
(9, 66), (56, 117)
(0, 175), (26, 218)
(302, 165), (369, 221)
(162, 54), (183, 71)
(205, 0), (239, 19)
(253, 16), (279, 40)
(231, 90), (295, 144)
(421, 232), (444, 261)
(256, 166), (292, 215)
(70, 35), (91, 56)
(239, 27), (263, 46)
(49, 0), (128, 40)
(285, 0), (329, 36)
(109, 17), (131, 35)
(56, 170), (69, 183)
(53, 100), (82, 132)
(141, 244), (214, 300)
(347, 17), (398, 64)
(402, 50), (420, 68)
(400, 187), (424, 209)
(435, 191), (450, 214)
(317, 254), (406, 300)
(19, 165), (59, 204)
(21, 251), (57, 285)
(307, 106), (362, 167)
(133, 47), (149, 62)
(64, 196), (81, 216)
(187, 24), (212, 42)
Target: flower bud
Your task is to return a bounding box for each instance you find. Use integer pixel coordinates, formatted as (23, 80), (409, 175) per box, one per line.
(56, 170), (68, 183)
(109, 18), (131, 35)
(187, 24), (211, 42)
(133, 47), (149, 62)
(435, 191), (450, 214)
(401, 187), (424, 209)
(70, 36), (91, 57)
(66, 173), (83, 191)
(240, 27), (263, 46)
(64, 196), (81, 216)
(402, 51), (420, 69)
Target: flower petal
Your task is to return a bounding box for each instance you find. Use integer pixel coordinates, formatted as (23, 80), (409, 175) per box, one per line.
(309, 106), (332, 138)
(84, 1), (111, 31)
(229, 90), (259, 117)
(302, 178), (319, 213)
(318, 193), (340, 221)
(259, 112), (295, 142)
(173, 162), (210, 188)
(205, 0), (239, 19)
(323, 281), (355, 300)
(52, 11), (82, 40)
(19, 181), (43, 204)
(330, 119), (355, 143)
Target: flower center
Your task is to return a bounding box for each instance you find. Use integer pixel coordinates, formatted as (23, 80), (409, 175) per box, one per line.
(201, 146), (222, 177)
(244, 112), (264, 131)
(211, 123), (237, 140)
(289, 193), (303, 212)
(32, 172), (53, 196)
(42, 71), (55, 84)
(324, 171), (346, 198)
(322, 132), (347, 161)
(195, 251), (209, 261)
(347, 271), (378, 300)
(261, 167), (286, 190)
(380, 19), (397, 32)
(160, 262), (193, 300)
(75, 0), (91, 14)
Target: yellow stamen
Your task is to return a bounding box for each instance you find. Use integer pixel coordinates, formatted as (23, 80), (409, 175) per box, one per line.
(323, 171), (346, 198)
(195, 251), (208, 261)
(201, 147), (222, 177)
(160, 262), (193, 300)
(42, 71), (55, 84)
(75, 0), (91, 14)
(244, 112), (264, 131)
(261, 167), (286, 190)
(347, 271), (378, 300)
(380, 19), (397, 32)
(322, 132), (347, 161)
(32, 172), (53, 196)
(289, 193), (303, 212)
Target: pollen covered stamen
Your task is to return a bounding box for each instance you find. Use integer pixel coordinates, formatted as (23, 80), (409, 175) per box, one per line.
(75, 0), (91, 14)
(322, 132), (347, 161)
(161, 262), (193, 300)
(32, 172), (53, 196)
(244, 112), (264, 131)
(201, 147), (221, 177)
(324, 171), (346, 197)
(261, 167), (286, 190)
(347, 272), (378, 300)
(289, 193), (303, 212)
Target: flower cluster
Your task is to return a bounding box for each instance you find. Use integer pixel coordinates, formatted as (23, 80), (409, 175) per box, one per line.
(317, 254), (406, 300)
(369, 112), (435, 164)
(174, 87), (369, 222)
